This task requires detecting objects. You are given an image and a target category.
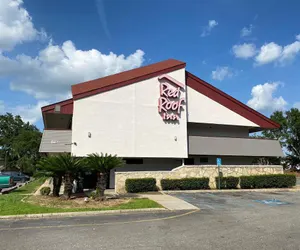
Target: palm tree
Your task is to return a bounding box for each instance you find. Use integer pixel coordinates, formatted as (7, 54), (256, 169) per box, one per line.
(37, 155), (64, 197)
(37, 154), (83, 198)
(85, 153), (123, 200)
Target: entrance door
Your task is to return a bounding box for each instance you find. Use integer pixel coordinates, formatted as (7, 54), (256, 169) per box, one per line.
(109, 168), (116, 189)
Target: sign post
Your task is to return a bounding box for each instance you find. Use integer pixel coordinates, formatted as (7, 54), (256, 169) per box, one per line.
(216, 158), (222, 190)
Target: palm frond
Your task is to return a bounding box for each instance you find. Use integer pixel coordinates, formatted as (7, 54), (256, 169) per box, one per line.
(85, 153), (123, 173)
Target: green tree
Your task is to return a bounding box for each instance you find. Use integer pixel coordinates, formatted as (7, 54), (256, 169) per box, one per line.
(0, 113), (41, 174)
(37, 156), (64, 197)
(85, 153), (123, 200)
(37, 154), (84, 198)
(262, 108), (300, 170)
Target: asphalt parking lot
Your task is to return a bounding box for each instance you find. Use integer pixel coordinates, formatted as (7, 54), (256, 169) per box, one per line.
(167, 191), (299, 211)
(1, 191), (300, 250)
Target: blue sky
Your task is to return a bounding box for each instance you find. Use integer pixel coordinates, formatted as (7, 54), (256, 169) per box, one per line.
(0, 0), (300, 130)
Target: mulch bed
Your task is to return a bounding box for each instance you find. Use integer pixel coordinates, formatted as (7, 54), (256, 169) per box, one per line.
(27, 195), (131, 209)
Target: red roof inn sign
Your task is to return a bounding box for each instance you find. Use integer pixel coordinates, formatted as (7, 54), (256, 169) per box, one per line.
(158, 74), (185, 121)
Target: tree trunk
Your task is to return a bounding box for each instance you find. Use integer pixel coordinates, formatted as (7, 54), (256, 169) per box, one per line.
(75, 173), (84, 193)
(63, 172), (74, 199)
(52, 175), (62, 197)
(96, 172), (107, 201)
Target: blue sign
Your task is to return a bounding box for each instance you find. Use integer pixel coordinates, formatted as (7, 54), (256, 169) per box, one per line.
(217, 158), (222, 166)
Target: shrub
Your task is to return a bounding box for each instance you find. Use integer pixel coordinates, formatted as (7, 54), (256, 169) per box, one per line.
(240, 176), (255, 189)
(40, 186), (51, 196)
(161, 178), (209, 190)
(215, 176), (239, 189)
(240, 174), (296, 189)
(125, 178), (157, 193)
(89, 190), (99, 199)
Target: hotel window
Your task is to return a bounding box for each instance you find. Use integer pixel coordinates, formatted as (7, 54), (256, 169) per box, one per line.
(200, 157), (209, 164)
(184, 158), (194, 165)
(125, 158), (143, 164)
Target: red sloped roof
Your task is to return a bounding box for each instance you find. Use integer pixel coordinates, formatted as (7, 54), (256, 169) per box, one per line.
(41, 98), (73, 114)
(71, 59), (186, 100)
(186, 71), (280, 129)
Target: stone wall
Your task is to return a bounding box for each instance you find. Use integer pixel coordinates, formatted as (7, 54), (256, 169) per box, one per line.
(115, 165), (283, 193)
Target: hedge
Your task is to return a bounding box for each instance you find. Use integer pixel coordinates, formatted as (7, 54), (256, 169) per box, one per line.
(215, 176), (239, 189)
(161, 178), (209, 190)
(125, 178), (157, 193)
(240, 174), (296, 189)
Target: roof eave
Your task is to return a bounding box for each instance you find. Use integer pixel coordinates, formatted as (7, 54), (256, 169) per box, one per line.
(71, 59), (186, 100)
(186, 71), (280, 130)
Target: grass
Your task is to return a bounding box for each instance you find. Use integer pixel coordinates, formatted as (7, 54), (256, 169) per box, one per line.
(12, 177), (47, 194)
(0, 178), (162, 216)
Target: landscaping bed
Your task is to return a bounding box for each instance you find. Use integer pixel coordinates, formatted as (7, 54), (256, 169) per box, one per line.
(27, 195), (155, 209)
(0, 178), (162, 216)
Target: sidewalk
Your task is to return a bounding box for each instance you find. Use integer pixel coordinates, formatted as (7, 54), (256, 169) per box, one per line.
(140, 193), (198, 211)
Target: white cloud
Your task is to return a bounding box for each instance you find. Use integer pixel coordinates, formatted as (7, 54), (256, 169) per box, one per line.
(255, 40), (300, 66)
(255, 42), (282, 65)
(0, 0), (45, 51)
(280, 41), (300, 63)
(0, 0), (146, 124)
(95, 0), (111, 39)
(232, 43), (256, 59)
(240, 24), (253, 37)
(211, 66), (233, 81)
(201, 20), (218, 37)
(208, 20), (218, 28)
(0, 100), (48, 124)
(247, 82), (287, 112)
(293, 102), (300, 109)
(0, 41), (145, 99)
(234, 35), (300, 66)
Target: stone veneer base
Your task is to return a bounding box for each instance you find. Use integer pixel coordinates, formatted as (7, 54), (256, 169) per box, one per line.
(115, 165), (283, 193)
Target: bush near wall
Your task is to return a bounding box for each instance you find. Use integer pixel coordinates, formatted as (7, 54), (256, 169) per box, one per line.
(240, 174), (296, 189)
(40, 186), (51, 196)
(125, 178), (157, 193)
(215, 176), (239, 189)
(161, 178), (210, 190)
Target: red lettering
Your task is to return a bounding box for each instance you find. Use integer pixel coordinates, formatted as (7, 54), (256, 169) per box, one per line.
(160, 83), (180, 98)
(177, 98), (185, 113)
(158, 97), (167, 112)
(161, 112), (180, 120)
(158, 81), (185, 121)
(171, 101), (178, 111)
(166, 101), (172, 110)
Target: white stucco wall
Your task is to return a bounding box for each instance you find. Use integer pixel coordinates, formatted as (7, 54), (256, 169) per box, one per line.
(187, 86), (259, 127)
(72, 68), (188, 158)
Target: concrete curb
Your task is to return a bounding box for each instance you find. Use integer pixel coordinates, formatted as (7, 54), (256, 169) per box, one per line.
(163, 188), (300, 194)
(0, 208), (167, 220)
